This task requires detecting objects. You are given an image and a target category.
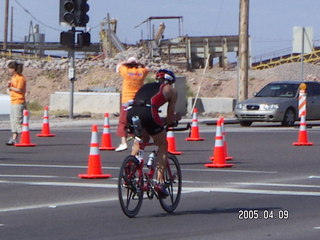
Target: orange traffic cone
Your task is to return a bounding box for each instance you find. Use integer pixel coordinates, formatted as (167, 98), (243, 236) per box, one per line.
(205, 118), (233, 168)
(79, 125), (112, 179)
(220, 117), (233, 160)
(36, 106), (55, 137)
(293, 115), (313, 146)
(167, 128), (182, 155)
(185, 108), (204, 141)
(15, 109), (36, 147)
(99, 113), (116, 150)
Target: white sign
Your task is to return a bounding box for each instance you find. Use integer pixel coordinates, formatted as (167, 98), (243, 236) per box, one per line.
(68, 68), (75, 80)
(292, 26), (313, 54)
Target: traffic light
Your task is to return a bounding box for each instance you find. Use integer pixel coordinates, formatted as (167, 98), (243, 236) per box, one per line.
(59, 0), (89, 27)
(77, 32), (91, 47)
(59, 0), (75, 26)
(60, 31), (75, 48)
(76, 0), (89, 27)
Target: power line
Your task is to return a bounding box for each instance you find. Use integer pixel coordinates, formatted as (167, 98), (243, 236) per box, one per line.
(13, 0), (100, 33)
(14, 0), (62, 32)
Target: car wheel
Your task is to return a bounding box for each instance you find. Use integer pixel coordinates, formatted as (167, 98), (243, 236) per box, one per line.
(281, 108), (295, 126)
(239, 120), (253, 127)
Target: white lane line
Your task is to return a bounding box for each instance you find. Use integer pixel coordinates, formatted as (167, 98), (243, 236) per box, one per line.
(0, 180), (116, 188)
(2, 179), (320, 197)
(0, 163), (114, 169)
(0, 197), (117, 213)
(0, 174), (59, 178)
(0, 182), (320, 213)
(1, 186), (320, 213)
(181, 168), (277, 174)
(0, 163), (277, 174)
(233, 182), (320, 189)
(182, 187), (320, 197)
(0, 174), (118, 181)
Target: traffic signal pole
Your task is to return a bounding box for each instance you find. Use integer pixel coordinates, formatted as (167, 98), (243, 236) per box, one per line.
(68, 28), (76, 119)
(59, 1), (90, 119)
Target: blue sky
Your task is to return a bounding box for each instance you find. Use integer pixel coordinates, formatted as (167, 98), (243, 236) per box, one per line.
(1, 0), (320, 59)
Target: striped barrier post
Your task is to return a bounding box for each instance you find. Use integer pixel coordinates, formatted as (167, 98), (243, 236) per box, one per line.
(293, 83), (313, 146)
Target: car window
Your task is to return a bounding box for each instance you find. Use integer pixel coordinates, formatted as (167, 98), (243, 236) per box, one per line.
(256, 83), (299, 98)
(307, 83), (320, 97)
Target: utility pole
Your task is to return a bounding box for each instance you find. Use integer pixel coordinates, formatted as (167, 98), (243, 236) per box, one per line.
(10, 6), (13, 44)
(107, 13), (113, 58)
(238, 0), (249, 101)
(3, 0), (9, 50)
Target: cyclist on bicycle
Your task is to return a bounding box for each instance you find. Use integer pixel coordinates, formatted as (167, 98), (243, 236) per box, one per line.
(126, 69), (180, 197)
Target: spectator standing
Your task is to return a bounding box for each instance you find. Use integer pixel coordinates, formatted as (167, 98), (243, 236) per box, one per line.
(6, 61), (27, 145)
(115, 57), (149, 151)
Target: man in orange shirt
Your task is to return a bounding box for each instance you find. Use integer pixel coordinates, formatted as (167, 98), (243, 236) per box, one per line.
(6, 61), (26, 145)
(115, 57), (149, 151)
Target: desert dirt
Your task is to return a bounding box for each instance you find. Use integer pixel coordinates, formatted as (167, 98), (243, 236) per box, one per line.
(1, 61), (320, 117)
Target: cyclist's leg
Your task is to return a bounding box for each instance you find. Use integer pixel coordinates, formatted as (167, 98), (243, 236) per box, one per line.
(151, 130), (167, 183)
(130, 129), (150, 156)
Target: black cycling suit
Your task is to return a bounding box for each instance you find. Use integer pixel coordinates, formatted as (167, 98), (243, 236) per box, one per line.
(127, 82), (169, 136)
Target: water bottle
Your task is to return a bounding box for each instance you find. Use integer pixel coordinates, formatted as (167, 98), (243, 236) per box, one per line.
(147, 151), (156, 169)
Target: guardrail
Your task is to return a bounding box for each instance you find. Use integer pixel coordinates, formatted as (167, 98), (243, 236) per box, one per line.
(252, 48), (320, 70)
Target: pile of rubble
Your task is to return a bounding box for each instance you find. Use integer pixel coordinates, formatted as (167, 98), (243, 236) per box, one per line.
(0, 47), (184, 73)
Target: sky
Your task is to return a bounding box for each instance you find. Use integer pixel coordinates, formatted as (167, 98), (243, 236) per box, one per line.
(1, 0), (320, 60)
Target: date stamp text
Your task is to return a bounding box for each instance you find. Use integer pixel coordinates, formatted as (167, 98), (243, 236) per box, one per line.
(238, 209), (289, 220)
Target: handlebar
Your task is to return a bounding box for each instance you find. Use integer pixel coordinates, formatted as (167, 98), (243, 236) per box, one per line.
(127, 122), (191, 142)
(166, 123), (191, 132)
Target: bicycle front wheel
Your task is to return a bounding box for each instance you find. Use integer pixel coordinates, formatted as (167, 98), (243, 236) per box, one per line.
(118, 155), (143, 218)
(159, 153), (182, 213)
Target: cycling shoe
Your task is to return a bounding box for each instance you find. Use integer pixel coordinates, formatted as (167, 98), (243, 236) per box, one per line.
(154, 183), (169, 198)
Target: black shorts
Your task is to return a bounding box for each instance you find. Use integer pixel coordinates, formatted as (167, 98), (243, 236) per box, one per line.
(127, 106), (164, 136)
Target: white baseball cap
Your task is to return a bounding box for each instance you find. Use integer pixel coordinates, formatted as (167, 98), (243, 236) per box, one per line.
(126, 57), (137, 63)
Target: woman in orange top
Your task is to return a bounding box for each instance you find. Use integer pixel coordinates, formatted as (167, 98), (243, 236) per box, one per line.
(6, 61), (26, 145)
(115, 57), (149, 151)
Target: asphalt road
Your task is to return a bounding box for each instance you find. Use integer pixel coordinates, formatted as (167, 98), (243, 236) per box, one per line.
(0, 123), (320, 240)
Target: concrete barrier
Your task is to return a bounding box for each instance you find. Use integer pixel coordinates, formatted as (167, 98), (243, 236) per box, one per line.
(50, 92), (120, 114)
(50, 77), (187, 116)
(49, 83), (234, 116)
(188, 97), (236, 115)
(0, 94), (10, 120)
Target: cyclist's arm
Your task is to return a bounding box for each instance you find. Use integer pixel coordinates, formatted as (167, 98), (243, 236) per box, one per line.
(163, 85), (178, 126)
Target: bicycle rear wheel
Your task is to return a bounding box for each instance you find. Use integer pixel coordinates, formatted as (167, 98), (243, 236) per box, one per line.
(159, 153), (182, 213)
(118, 155), (143, 218)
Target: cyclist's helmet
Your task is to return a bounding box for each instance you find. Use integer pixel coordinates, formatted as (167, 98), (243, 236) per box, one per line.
(155, 69), (176, 84)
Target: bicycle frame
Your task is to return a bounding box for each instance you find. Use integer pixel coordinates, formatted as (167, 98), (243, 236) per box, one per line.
(135, 142), (159, 198)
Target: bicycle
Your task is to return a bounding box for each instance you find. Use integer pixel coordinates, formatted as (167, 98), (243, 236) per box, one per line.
(118, 121), (190, 218)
